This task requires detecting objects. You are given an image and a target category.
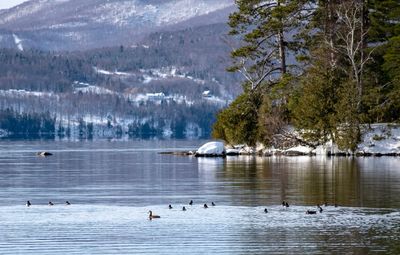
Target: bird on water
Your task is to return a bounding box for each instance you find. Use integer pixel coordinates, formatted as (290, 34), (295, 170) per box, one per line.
(211, 202), (216, 206)
(48, 201), (54, 206)
(65, 201), (71, 205)
(182, 206), (187, 211)
(26, 201), (31, 207)
(148, 210), (160, 219)
(189, 200), (193, 206)
(204, 204), (208, 208)
(168, 204), (173, 209)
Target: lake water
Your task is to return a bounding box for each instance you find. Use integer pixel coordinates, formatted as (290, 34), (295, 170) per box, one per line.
(0, 140), (399, 254)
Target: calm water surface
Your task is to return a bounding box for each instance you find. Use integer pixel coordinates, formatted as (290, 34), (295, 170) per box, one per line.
(0, 140), (399, 254)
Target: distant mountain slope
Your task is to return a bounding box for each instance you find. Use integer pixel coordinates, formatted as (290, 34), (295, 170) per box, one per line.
(0, 0), (234, 51)
(0, 22), (243, 139)
(0, 0), (242, 139)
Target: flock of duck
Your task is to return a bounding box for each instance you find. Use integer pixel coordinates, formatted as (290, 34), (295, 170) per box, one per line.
(26, 200), (70, 206)
(149, 200), (336, 219)
(25, 199), (335, 219)
(149, 200), (215, 219)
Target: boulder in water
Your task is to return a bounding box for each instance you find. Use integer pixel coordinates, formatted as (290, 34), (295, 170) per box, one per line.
(195, 141), (225, 157)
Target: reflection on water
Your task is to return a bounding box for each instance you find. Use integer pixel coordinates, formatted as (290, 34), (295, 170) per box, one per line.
(0, 140), (399, 254)
(214, 156), (400, 208)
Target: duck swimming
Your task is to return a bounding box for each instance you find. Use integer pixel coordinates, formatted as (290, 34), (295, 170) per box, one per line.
(318, 205), (323, 213)
(148, 210), (160, 219)
(65, 201), (71, 205)
(168, 204), (173, 209)
(306, 210), (317, 214)
(211, 202), (216, 206)
(26, 201), (31, 207)
(189, 200), (193, 206)
(264, 208), (268, 213)
(36, 151), (53, 157)
(204, 204), (208, 208)
(182, 206), (187, 211)
(285, 202), (289, 208)
(48, 201), (54, 206)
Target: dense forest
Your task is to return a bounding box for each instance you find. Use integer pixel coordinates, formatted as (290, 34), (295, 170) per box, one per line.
(213, 0), (400, 151)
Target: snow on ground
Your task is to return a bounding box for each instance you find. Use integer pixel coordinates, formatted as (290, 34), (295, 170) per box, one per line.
(139, 66), (201, 84)
(93, 0), (233, 27)
(126, 93), (194, 106)
(72, 81), (115, 95)
(154, 0), (233, 26)
(218, 124), (400, 157)
(93, 67), (134, 77)
(12, 34), (23, 51)
(0, 89), (55, 98)
(103, 66), (205, 86)
(358, 124), (400, 154)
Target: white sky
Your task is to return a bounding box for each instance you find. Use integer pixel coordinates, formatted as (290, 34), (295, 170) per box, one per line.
(0, 0), (29, 10)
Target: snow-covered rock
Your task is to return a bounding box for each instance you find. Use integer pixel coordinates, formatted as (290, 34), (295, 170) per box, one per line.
(284, 145), (314, 156)
(226, 148), (240, 156)
(239, 146), (256, 155)
(196, 141), (225, 157)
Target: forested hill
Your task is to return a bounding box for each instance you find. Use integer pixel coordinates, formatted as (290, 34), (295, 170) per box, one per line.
(0, 23), (242, 139)
(0, 0), (234, 51)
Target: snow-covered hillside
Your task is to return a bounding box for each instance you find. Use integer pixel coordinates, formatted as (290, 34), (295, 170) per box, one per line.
(0, 0), (235, 50)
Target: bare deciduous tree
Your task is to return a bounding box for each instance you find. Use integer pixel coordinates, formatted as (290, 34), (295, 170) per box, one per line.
(327, 1), (373, 111)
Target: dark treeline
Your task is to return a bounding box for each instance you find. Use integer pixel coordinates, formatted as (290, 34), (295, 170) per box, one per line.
(213, 0), (400, 151)
(0, 109), (55, 138)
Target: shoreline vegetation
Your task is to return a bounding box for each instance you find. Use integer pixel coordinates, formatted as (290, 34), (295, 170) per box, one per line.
(162, 123), (400, 157)
(211, 1), (400, 154)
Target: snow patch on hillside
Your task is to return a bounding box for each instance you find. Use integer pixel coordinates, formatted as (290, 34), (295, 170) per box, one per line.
(94, 67), (134, 77)
(0, 89), (55, 98)
(73, 81), (115, 95)
(48, 21), (87, 29)
(12, 34), (23, 51)
(0, 0), (49, 25)
(154, 0), (233, 26)
(93, 0), (233, 27)
(126, 93), (194, 106)
(139, 66), (207, 85)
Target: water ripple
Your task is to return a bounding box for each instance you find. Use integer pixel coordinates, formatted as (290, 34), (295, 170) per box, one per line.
(1, 205), (399, 254)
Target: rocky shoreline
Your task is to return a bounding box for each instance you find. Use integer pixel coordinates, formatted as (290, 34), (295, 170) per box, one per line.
(161, 124), (400, 157)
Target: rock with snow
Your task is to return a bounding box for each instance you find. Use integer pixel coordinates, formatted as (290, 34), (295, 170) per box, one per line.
(226, 148), (240, 156)
(284, 145), (314, 156)
(195, 141), (225, 157)
(239, 145), (256, 155)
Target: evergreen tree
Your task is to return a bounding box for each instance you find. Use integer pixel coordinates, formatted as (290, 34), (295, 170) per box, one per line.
(214, 0), (312, 145)
(212, 91), (262, 146)
(228, 0), (311, 91)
